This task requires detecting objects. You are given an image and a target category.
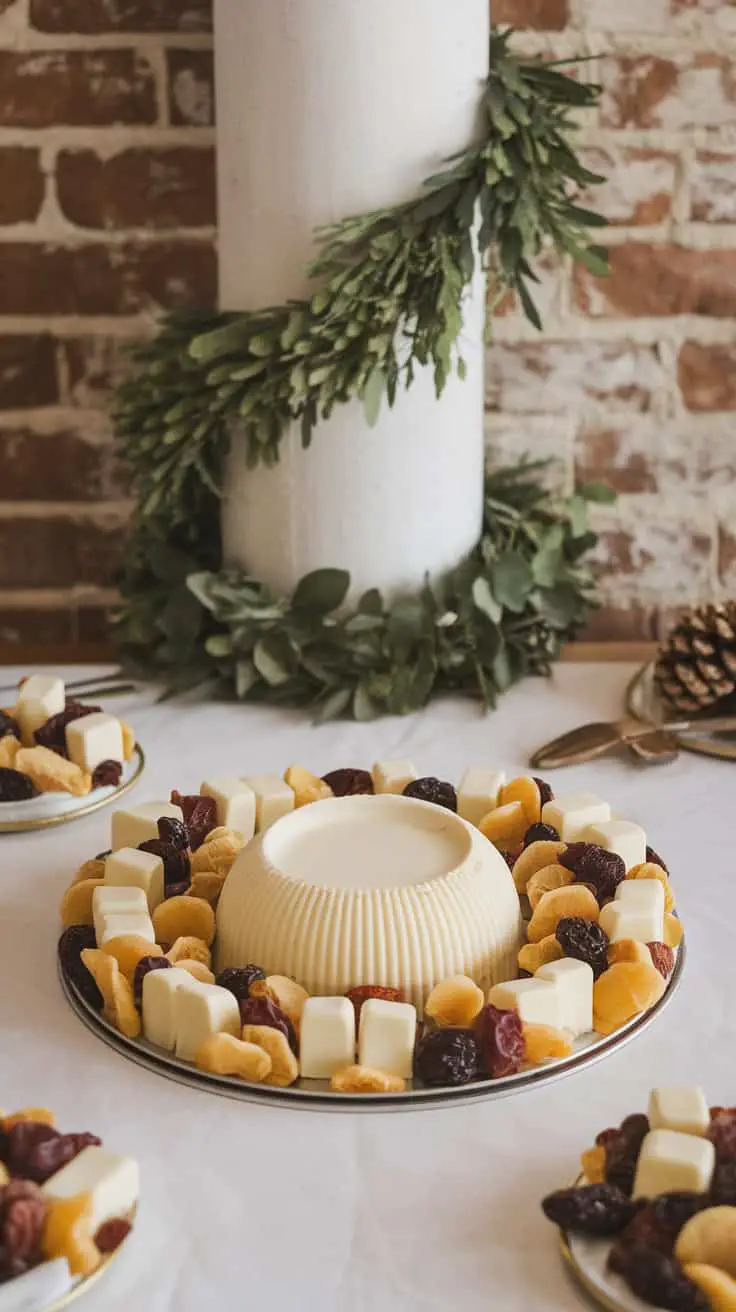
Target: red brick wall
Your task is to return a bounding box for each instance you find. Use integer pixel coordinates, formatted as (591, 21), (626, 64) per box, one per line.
(0, 0), (734, 651)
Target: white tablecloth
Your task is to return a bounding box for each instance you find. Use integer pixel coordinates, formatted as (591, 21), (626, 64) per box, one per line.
(2, 664), (731, 1312)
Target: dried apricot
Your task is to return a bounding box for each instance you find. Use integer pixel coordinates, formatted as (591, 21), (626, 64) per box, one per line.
(101, 935), (164, 986)
(593, 961), (666, 1036)
(526, 863), (575, 911)
(175, 959), (215, 984)
(0, 735), (20, 769)
(152, 895), (215, 947)
(120, 721), (136, 761)
(60, 878), (104, 928)
(190, 828), (244, 877)
(68, 857), (106, 887)
(664, 913), (684, 948)
(518, 935), (565, 974)
(3, 1108), (55, 1130)
(165, 936), (211, 967)
(626, 861), (674, 912)
(330, 1066), (406, 1094)
(581, 1145), (607, 1184)
(195, 1033), (271, 1083)
(188, 871), (227, 905)
(265, 975), (309, 1034)
(527, 885), (599, 943)
(479, 801), (529, 852)
(683, 1264), (736, 1312)
(676, 1208), (736, 1279)
(608, 939), (652, 967)
(80, 949), (140, 1038)
(499, 776), (542, 826)
(511, 840), (567, 894)
(424, 976), (484, 1028)
(284, 766), (333, 808)
(42, 1193), (98, 1278)
(15, 746), (91, 797)
(522, 1023), (573, 1064)
(241, 1024), (299, 1087)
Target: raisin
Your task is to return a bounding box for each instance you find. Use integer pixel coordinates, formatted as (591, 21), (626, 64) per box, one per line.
(94, 1217), (132, 1253)
(133, 955), (172, 1008)
(541, 1183), (637, 1237)
(164, 880), (190, 900)
(708, 1107), (736, 1162)
(238, 996), (297, 1054)
(402, 777), (457, 812)
(414, 1028), (479, 1087)
(321, 768), (374, 797)
(711, 1159), (736, 1204)
(138, 839), (190, 893)
(648, 941), (675, 979)
(170, 791), (216, 850)
(523, 822), (560, 846)
(605, 1114), (650, 1196)
(57, 925), (103, 1012)
(555, 916), (610, 978)
(0, 712), (17, 739)
(92, 760), (123, 789)
(34, 703), (101, 755)
(158, 816), (189, 851)
(559, 842), (626, 904)
(476, 1004), (525, 1078)
(621, 1245), (709, 1311)
(0, 769), (38, 802)
(647, 844), (670, 875)
(532, 777), (554, 807)
(345, 985), (403, 1024)
(215, 966), (266, 1004)
(619, 1194), (705, 1255)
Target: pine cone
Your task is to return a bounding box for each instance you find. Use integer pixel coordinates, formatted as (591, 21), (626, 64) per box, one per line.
(654, 603), (736, 713)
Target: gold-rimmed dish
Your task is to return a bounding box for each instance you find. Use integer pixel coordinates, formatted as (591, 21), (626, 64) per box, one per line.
(627, 664), (736, 763)
(0, 745), (145, 835)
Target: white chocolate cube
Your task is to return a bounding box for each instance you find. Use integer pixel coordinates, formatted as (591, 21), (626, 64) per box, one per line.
(243, 773), (294, 832)
(358, 998), (417, 1079)
(633, 1129), (715, 1200)
(42, 1146), (139, 1233)
(599, 879), (665, 944)
(542, 792), (612, 842)
(143, 965), (196, 1050)
(98, 911), (156, 947)
(457, 768), (506, 827)
(201, 777), (256, 839)
(648, 1087), (710, 1138)
(65, 711), (124, 772)
(173, 978), (241, 1062)
(486, 978), (564, 1030)
(299, 996), (356, 1079)
(92, 885), (148, 941)
(581, 819), (647, 873)
(111, 800), (183, 852)
(104, 848), (164, 913)
(15, 673), (65, 742)
(371, 760), (417, 795)
(536, 959), (594, 1039)
(0, 1258), (72, 1310)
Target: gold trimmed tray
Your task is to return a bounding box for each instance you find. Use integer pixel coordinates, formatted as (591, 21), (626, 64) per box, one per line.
(627, 664), (736, 763)
(0, 745), (145, 835)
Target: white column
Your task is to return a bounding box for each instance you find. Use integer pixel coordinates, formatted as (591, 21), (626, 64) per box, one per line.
(214, 0), (489, 600)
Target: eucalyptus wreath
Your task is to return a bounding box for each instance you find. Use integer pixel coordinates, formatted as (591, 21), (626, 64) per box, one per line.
(114, 30), (611, 719)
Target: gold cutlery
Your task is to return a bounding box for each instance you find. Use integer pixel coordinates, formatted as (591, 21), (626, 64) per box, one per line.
(531, 714), (736, 769)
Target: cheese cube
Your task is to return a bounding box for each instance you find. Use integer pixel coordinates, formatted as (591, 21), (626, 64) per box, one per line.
(65, 711), (124, 772)
(0, 1258), (72, 1311)
(486, 978), (564, 1030)
(542, 793), (611, 842)
(173, 978), (241, 1062)
(581, 819), (647, 872)
(143, 965), (196, 1050)
(649, 1087), (710, 1138)
(300, 997), (356, 1079)
(111, 800), (183, 852)
(599, 879), (665, 944)
(457, 768), (506, 827)
(42, 1146), (139, 1234)
(358, 999), (417, 1079)
(104, 848), (164, 912)
(15, 673), (65, 742)
(633, 1129), (715, 1200)
(371, 760), (417, 795)
(243, 773), (295, 832)
(536, 959), (594, 1039)
(201, 777), (256, 839)
(98, 911), (156, 947)
(92, 885), (148, 941)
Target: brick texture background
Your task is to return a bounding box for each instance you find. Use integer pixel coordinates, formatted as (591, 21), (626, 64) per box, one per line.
(0, 0), (734, 651)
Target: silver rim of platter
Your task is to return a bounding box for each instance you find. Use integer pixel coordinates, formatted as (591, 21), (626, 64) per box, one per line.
(627, 662), (736, 762)
(60, 943), (686, 1113)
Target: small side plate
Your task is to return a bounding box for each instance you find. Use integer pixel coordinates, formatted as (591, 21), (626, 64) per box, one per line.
(561, 1206), (658, 1312)
(627, 664), (736, 763)
(0, 745), (145, 835)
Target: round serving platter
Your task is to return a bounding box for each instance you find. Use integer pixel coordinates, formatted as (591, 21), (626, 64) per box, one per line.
(60, 941), (685, 1114)
(627, 663), (736, 763)
(0, 746), (145, 835)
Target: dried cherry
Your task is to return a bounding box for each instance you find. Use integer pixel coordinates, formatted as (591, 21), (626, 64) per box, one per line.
(604, 1114), (650, 1196)
(414, 1028), (479, 1087)
(619, 1194), (704, 1255)
(541, 1183), (637, 1237)
(92, 760), (122, 789)
(559, 843), (625, 903)
(95, 1217), (132, 1253)
(555, 917), (610, 978)
(158, 816), (189, 851)
(523, 822), (560, 846)
(711, 1159), (736, 1205)
(532, 777), (554, 806)
(0, 712), (17, 740)
(476, 1004), (525, 1078)
(0, 769), (38, 802)
(239, 996), (297, 1054)
(345, 985), (403, 1024)
(648, 941), (675, 979)
(403, 777), (457, 812)
(0, 1180), (47, 1263)
(57, 925), (103, 1011)
(164, 880), (190, 900)
(215, 966), (266, 1004)
(170, 791), (216, 850)
(621, 1245), (709, 1311)
(647, 845), (669, 874)
(321, 768), (374, 797)
(34, 703), (100, 756)
(133, 955), (172, 1009)
(7, 1125), (100, 1184)
(138, 839), (190, 893)
(708, 1107), (736, 1162)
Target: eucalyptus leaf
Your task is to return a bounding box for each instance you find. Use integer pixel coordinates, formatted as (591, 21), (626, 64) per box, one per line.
(292, 569), (350, 615)
(472, 576), (502, 623)
(491, 551), (534, 612)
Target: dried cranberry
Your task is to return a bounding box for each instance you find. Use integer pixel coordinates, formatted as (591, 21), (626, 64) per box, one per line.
(94, 1217), (132, 1253)
(133, 955), (172, 1008)
(541, 1183), (637, 1237)
(523, 822), (560, 846)
(158, 816), (189, 851)
(476, 1004), (525, 1078)
(34, 703), (101, 755)
(92, 760), (123, 789)
(605, 1114), (650, 1196)
(321, 768), (374, 797)
(621, 1245), (709, 1311)
(414, 1029), (479, 1087)
(647, 844), (669, 874)
(345, 985), (403, 1024)
(216, 966), (266, 1003)
(532, 777), (554, 806)
(555, 917), (610, 978)
(239, 996), (297, 1054)
(709, 1107), (736, 1162)
(559, 842), (625, 904)
(711, 1159), (736, 1204)
(170, 791), (216, 850)
(0, 769), (38, 802)
(0, 712), (17, 739)
(648, 941), (675, 978)
(57, 925), (103, 1012)
(402, 777), (457, 812)
(138, 839), (190, 892)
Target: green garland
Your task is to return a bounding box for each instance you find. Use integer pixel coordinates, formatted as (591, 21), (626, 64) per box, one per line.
(114, 31), (612, 719)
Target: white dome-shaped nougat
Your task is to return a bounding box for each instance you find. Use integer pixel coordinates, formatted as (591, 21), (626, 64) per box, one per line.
(215, 795), (523, 1010)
